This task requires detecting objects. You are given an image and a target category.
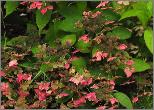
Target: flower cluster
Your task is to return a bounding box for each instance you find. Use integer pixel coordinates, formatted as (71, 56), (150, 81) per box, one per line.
(20, 1), (53, 15)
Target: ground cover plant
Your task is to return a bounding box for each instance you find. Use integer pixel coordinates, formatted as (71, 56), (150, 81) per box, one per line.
(1, 1), (153, 109)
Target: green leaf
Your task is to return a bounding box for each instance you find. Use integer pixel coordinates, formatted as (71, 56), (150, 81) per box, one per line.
(108, 27), (131, 40)
(58, 2), (86, 32)
(61, 34), (76, 47)
(45, 21), (61, 45)
(59, 18), (82, 32)
(102, 9), (120, 21)
(76, 40), (92, 53)
(147, 0), (152, 17)
(5, 1), (19, 17)
(114, 92), (133, 109)
(144, 27), (153, 54)
(36, 10), (52, 32)
(71, 57), (87, 74)
(132, 58), (151, 72)
(120, 2), (151, 27)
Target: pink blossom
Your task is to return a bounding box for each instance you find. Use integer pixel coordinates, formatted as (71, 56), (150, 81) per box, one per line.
(0, 71), (5, 77)
(101, 52), (108, 59)
(117, 1), (129, 5)
(109, 80), (115, 90)
(29, 2), (43, 9)
(46, 5), (53, 10)
(80, 78), (92, 86)
(118, 44), (127, 50)
(17, 73), (32, 83)
(17, 73), (24, 83)
(93, 51), (108, 61)
(69, 75), (83, 85)
(132, 97), (139, 103)
(96, 1), (109, 8)
(23, 74), (32, 80)
(35, 89), (47, 101)
(57, 93), (69, 98)
(94, 51), (103, 61)
(18, 90), (29, 98)
(64, 63), (70, 69)
(0, 82), (10, 95)
(79, 34), (90, 43)
(73, 97), (86, 107)
(72, 49), (80, 54)
(92, 11), (101, 18)
(9, 59), (18, 67)
(109, 80), (115, 86)
(59, 73), (65, 78)
(124, 67), (135, 78)
(105, 21), (115, 25)
(97, 106), (106, 110)
(109, 98), (118, 105)
(107, 57), (116, 62)
(125, 60), (134, 66)
(41, 8), (47, 15)
(38, 82), (50, 91)
(91, 84), (99, 89)
(20, 1), (28, 5)
(85, 92), (97, 102)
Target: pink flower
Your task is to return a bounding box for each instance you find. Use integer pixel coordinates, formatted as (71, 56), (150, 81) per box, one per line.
(132, 97), (139, 103)
(38, 82), (50, 91)
(109, 80), (115, 90)
(101, 52), (108, 59)
(97, 106), (106, 110)
(109, 80), (115, 86)
(107, 57), (116, 62)
(17, 73), (24, 83)
(125, 60), (134, 66)
(9, 59), (18, 67)
(29, 2), (43, 9)
(109, 98), (118, 105)
(117, 1), (129, 5)
(41, 8), (47, 15)
(35, 89), (47, 101)
(0, 82), (10, 95)
(46, 5), (53, 10)
(73, 97), (86, 107)
(105, 21), (115, 25)
(90, 84), (99, 89)
(91, 11), (101, 18)
(64, 63), (70, 69)
(59, 73), (65, 78)
(93, 51), (108, 61)
(118, 44), (127, 50)
(0, 71), (5, 77)
(85, 92), (97, 102)
(23, 74), (32, 80)
(80, 78), (92, 86)
(96, 1), (109, 8)
(72, 49), (80, 54)
(17, 73), (32, 83)
(94, 51), (103, 61)
(18, 90), (29, 98)
(124, 67), (135, 78)
(79, 34), (90, 43)
(57, 93), (69, 98)
(69, 75), (83, 85)
(20, 1), (28, 5)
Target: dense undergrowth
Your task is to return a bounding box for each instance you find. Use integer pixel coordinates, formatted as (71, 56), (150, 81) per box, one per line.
(1, 1), (153, 109)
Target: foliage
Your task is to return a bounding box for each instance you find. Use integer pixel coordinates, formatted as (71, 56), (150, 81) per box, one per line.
(1, 1), (153, 109)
